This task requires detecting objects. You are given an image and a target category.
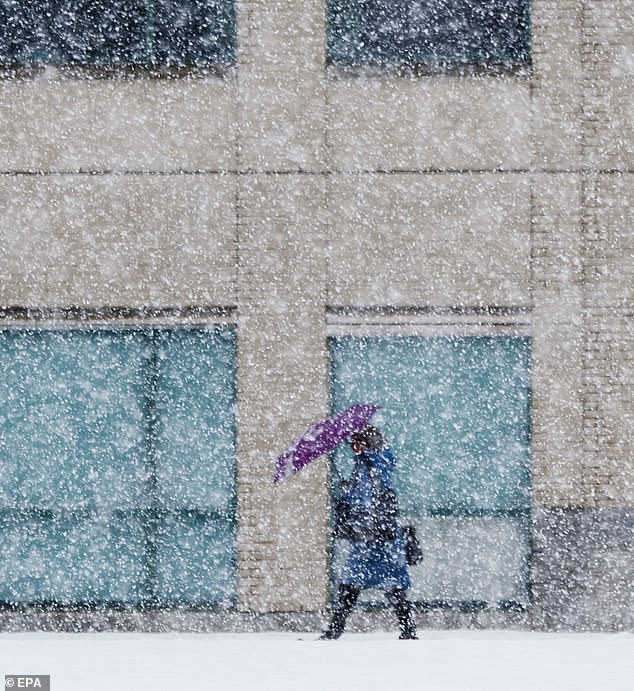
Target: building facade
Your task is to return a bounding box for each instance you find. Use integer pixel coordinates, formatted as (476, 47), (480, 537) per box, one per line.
(0, 0), (632, 631)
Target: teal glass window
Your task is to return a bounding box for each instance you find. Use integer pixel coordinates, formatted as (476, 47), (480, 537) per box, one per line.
(0, 327), (236, 608)
(330, 335), (531, 609)
(327, 0), (531, 67)
(0, 1), (236, 66)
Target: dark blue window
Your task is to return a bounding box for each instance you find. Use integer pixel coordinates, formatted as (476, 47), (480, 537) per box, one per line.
(330, 335), (531, 609)
(328, 0), (531, 67)
(0, 1), (236, 66)
(0, 327), (236, 608)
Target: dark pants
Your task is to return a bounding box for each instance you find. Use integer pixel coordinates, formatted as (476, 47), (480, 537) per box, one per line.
(323, 584), (417, 639)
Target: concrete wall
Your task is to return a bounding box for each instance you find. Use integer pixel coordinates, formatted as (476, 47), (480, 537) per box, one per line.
(0, 0), (632, 628)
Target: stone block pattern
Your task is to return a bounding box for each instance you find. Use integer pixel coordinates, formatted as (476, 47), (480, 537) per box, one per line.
(582, 0), (634, 170)
(236, 175), (330, 612)
(531, 174), (585, 507)
(581, 175), (634, 506)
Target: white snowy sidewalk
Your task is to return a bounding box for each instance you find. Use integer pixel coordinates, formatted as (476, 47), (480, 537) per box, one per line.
(1, 630), (634, 691)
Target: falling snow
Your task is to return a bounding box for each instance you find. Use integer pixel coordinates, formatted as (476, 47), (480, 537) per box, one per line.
(0, 0), (633, 686)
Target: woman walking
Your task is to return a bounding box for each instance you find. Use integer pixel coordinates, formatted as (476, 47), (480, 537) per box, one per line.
(321, 425), (417, 640)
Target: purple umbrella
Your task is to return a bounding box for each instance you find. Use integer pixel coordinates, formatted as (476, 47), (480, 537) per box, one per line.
(273, 404), (380, 483)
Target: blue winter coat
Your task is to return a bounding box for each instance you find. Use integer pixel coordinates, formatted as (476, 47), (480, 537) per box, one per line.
(337, 448), (410, 591)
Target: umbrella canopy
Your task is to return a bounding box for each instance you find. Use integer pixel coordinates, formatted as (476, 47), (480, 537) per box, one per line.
(273, 404), (380, 483)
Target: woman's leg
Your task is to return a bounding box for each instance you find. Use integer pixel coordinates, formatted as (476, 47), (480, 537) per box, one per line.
(320, 584), (361, 639)
(385, 589), (417, 639)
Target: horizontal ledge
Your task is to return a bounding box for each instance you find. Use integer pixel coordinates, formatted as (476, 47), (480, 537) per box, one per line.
(423, 508), (530, 518)
(358, 599), (529, 612)
(0, 600), (236, 613)
(1, 169), (632, 177)
(326, 60), (531, 80)
(326, 305), (532, 337)
(327, 305), (531, 316)
(0, 63), (235, 81)
(0, 305), (236, 327)
(0, 507), (232, 520)
(327, 324), (531, 337)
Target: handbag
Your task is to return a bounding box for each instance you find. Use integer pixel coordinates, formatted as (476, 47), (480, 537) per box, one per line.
(401, 524), (423, 565)
(333, 498), (359, 541)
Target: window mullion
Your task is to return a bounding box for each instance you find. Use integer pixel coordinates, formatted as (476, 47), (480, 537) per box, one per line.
(141, 329), (160, 607)
(145, 0), (155, 64)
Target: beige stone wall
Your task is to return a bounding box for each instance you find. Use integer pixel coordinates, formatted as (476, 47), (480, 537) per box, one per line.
(237, 0), (326, 172)
(582, 0), (634, 170)
(581, 175), (634, 506)
(579, 0), (634, 507)
(0, 0), (632, 614)
(0, 174), (236, 306)
(326, 174), (532, 306)
(236, 175), (330, 611)
(530, 0), (634, 512)
(327, 78), (531, 171)
(532, 0), (584, 170)
(0, 78), (237, 171)
(531, 174), (585, 507)
(234, 0), (329, 613)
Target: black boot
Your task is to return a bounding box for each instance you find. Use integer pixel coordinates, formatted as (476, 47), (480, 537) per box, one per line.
(320, 584), (360, 640)
(385, 589), (417, 640)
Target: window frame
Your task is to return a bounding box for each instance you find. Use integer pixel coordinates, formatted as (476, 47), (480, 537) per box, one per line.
(326, 0), (532, 74)
(0, 317), (238, 611)
(327, 306), (533, 612)
(0, 0), (237, 75)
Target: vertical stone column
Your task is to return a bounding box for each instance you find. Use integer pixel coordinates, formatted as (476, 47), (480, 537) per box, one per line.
(236, 0), (326, 173)
(581, 175), (634, 507)
(581, 0), (634, 171)
(531, 174), (585, 508)
(531, 0), (584, 171)
(580, 0), (634, 506)
(235, 0), (329, 612)
(236, 176), (329, 612)
(525, 0), (586, 511)
(531, 0), (634, 631)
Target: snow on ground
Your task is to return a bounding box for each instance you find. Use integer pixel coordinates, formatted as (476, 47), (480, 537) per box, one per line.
(1, 630), (634, 691)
